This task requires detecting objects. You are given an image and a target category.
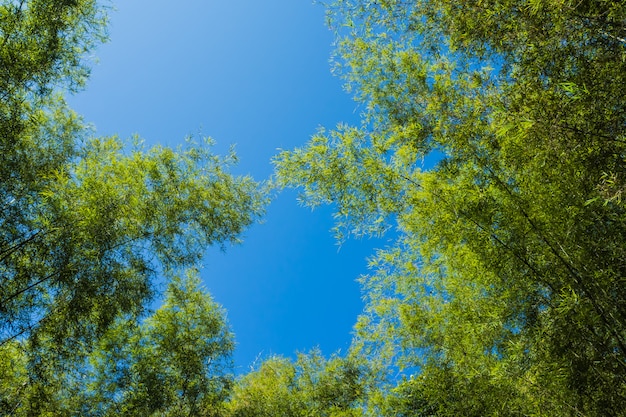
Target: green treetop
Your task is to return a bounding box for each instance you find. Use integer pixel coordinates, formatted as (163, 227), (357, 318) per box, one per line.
(275, 0), (626, 415)
(0, 1), (266, 413)
(226, 350), (371, 417)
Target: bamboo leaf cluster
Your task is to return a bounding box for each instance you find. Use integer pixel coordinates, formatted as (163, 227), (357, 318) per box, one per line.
(2, 0), (626, 415)
(276, 0), (626, 415)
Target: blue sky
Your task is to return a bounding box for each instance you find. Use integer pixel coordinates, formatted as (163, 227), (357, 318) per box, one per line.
(68, 0), (386, 372)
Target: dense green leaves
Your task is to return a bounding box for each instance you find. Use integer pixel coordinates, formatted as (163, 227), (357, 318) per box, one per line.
(0, 0), (105, 97)
(81, 271), (235, 417)
(1, 135), (264, 349)
(0, 0), (266, 413)
(276, 0), (626, 415)
(4, 0), (626, 415)
(2, 271), (236, 416)
(226, 351), (371, 417)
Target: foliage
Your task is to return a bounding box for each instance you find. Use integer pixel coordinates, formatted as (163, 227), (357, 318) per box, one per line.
(275, 0), (626, 415)
(0, 0), (266, 413)
(226, 350), (371, 417)
(82, 271), (234, 417)
(1, 133), (264, 346)
(2, 271), (235, 416)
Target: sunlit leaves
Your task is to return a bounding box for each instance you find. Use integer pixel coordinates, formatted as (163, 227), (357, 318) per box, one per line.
(81, 271), (234, 417)
(0, 1), (267, 413)
(226, 350), (371, 417)
(277, 0), (626, 415)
